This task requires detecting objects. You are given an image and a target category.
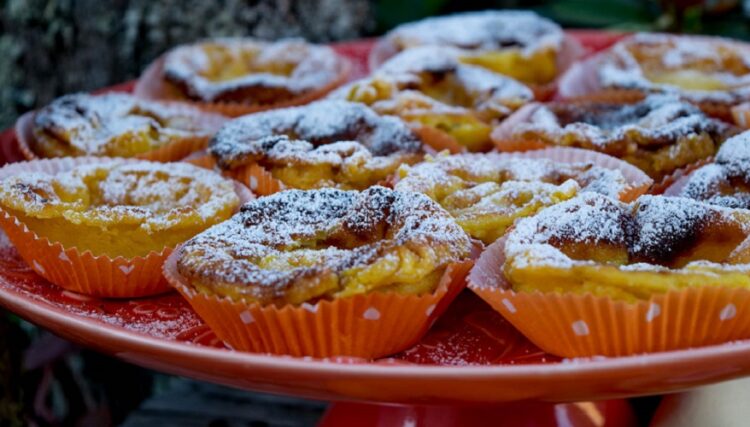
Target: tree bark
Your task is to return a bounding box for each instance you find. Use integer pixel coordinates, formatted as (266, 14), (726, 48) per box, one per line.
(0, 0), (375, 128)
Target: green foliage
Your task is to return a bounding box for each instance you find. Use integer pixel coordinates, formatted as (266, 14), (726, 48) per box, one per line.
(374, 0), (750, 40)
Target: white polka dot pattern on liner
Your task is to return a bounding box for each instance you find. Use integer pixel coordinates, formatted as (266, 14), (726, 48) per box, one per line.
(301, 303), (318, 313)
(720, 304), (737, 321)
(362, 307), (381, 320)
(239, 310), (255, 324)
(248, 176), (258, 191)
(58, 251), (70, 262)
(571, 320), (590, 336)
(501, 298), (517, 314)
(32, 260), (45, 275)
(119, 265), (135, 275)
(425, 304), (436, 317)
(645, 303), (661, 322)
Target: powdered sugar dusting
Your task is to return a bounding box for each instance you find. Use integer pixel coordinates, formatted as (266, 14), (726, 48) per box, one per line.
(375, 46), (534, 115)
(0, 160), (239, 233)
(164, 38), (344, 102)
(396, 152), (630, 199)
(383, 10), (564, 56)
(209, 100), (422, 169)
(505, 193), (749, 274)
(596, 33), (750, 103)
(679, 131), (750, 209)
(513, 95), (731, 152)
(177, 186), (472, 305)
(32, 93), (218, 156)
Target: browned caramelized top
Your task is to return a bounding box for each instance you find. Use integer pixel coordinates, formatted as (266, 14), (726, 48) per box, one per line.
(506, 193), (750, 269)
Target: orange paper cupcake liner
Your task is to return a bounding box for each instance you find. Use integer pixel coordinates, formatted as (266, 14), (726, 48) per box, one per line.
(15, 107), (225, 162)
(164, 251), (474, 358)
(0, 157), (253, 298)
(468, 237), (750, 358)
(649, 158), (712, 195)
(503, 146), (653, 202)
(134, 56), (352, 117)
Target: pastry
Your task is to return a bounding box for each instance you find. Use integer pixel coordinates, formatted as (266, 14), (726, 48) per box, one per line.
(558, 33), (750, 118)
(492, 95), (736, 179)
(335, 46), (534, 152)
(176, 186), (472, 305)
(395, 149), (651, 243)
(503, 193), (750, 302)
(135, 38), (350, 115)
(0, 160), (240, 258)
(0, 158), (245, 297)
(25, 93), (225, 160)
(208, 100), (424, 192)
(371, 11), (578, 88)
(164, 185), (475, 358)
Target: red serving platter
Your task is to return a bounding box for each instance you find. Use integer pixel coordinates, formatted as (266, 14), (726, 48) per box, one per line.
(2, 32), (750, 411)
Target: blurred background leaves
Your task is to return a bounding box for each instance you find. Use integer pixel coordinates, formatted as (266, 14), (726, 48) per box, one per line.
(375, 0), (750, 37)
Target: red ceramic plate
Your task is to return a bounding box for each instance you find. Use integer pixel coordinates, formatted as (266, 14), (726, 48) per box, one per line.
(3, 33), (750, 405)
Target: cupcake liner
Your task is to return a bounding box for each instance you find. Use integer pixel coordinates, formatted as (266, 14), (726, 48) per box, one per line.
(0, 157), (252, 298)
(503, 146), (653, 202)
(531, 35), (586, 101)
(181, 150), (217, 170)
(164, 250), (474, 358)
(468, 236), (750, 358)
(650, 158), (712, 195)
(134, 56), (352, 117)
(179, 150), (280, 195)
(13, 112), (37, 161)
(15, 106), (225, 162)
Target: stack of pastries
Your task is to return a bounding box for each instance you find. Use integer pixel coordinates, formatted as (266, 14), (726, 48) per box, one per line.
(5, 10), (750, 359)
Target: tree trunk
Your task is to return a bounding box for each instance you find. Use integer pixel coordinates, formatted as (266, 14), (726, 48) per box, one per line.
(0, 0), (375, 128)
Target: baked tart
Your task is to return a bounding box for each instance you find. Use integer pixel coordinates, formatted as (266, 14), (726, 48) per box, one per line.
(335, 46), (534, 152)
(493, 95), (736, 180)
(0, 158), (246, 297)
(18, 93), (226, 161)
(395, 148), (652, 244)
(135, 38), (350, 116)
(469, 192), (750, 356)
(370, 10), (581, 92)
(164, 186), (475, 358)
(208, 100), (424, 194)
(558, 33), (750, 119)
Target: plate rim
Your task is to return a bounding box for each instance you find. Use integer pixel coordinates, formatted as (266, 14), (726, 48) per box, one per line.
(4, 273), (750, 380)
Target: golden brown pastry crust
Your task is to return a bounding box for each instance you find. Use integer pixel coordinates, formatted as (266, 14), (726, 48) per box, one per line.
(31, 93), (223, 158)
(176, 186), (473, 306)
(163, 38), (348, 104)
(493, 95), (736, 179)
